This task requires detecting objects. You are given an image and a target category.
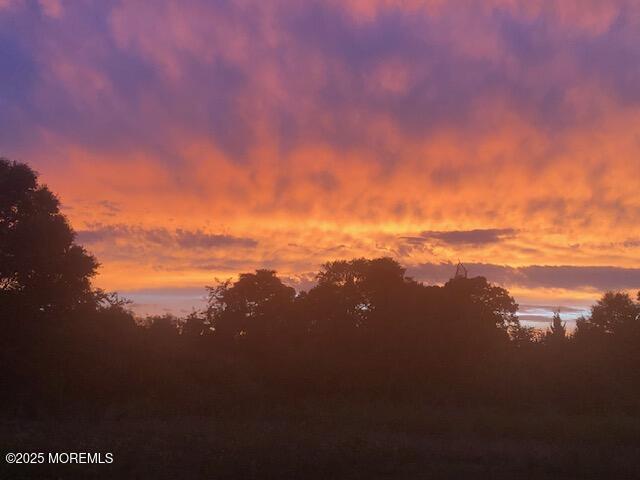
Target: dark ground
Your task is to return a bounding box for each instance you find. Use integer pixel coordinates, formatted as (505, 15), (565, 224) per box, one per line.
(3, 397), (640, 479)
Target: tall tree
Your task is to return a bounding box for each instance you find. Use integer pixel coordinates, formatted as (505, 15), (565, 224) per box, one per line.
(546, 310), (567, 343)
(577, 291), (640, 336)
(441, 275), (519, 330)
(206, 269), (296, 340)
(0, 158), (98, 319)
(305, 257), (414, 336)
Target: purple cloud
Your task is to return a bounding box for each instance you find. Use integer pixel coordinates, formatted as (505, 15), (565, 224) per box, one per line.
(407, 228), (518, 246)
(409, 262), (640, 291)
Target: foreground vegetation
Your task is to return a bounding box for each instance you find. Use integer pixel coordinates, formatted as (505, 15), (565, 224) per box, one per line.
(3, 398), (640, 479)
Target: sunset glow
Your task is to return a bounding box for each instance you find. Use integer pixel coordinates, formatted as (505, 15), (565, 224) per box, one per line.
(2, 0), (639, 319)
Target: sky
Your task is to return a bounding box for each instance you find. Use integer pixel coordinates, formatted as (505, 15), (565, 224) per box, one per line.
(1, 0), (640, 323)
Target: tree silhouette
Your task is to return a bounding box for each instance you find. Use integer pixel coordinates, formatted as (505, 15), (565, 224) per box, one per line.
(304, 257), (414, 336)
(546, 310), (567, 343)
(206, 270), (296, 341)
(0, 158), (98, 319)
(576, 291), (640, 337)
(441, 275), (518, 330)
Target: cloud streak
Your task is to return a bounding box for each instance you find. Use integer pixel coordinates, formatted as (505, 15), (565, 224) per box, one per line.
(77, 225), (257, 249)
(409, 263), (640, 292)
(404, 229), (518, 246)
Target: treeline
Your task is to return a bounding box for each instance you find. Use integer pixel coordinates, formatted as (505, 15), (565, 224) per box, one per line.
(2, 157), (640, 415)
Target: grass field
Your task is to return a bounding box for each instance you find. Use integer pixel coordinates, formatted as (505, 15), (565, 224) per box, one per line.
(3, 397), (640, 479)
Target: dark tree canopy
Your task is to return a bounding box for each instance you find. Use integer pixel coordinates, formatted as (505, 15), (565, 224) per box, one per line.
(304, 257), (414, 335)
(0, 158), (98, 318)
(575, 291), (640, 337)
(202, 257), (521, 363)
(206, 269), (296, 340)
(441, 276), (519, 330)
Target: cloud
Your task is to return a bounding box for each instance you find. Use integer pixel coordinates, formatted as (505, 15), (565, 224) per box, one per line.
(175, 229), (257, 249)
(520, 304), (585, 314)
(280, 273), (318, 293)
(120, 286), (207, 317)
(38, 0), (62, 19)
(518, 304), (588, 327)
(308, 170), (339, 192)
(409, 262), (640, 291)
(522, 266), (640, 291)
(406, 228), (518, 246)
(77, 225), (257, 249)
(2, 0), (640, 162)
(518, 314), (556, 324)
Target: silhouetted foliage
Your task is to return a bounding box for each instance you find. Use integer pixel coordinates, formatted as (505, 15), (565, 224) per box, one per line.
(576, 291), (640, 337)
(447, 275), (518, 327)
(302, 258), (412, 339)
(206, 270), (296, 341)
(509, 324), (538, 347)
(181, 311), (209, 337)
(544, 310), (567, 346)
(147, 314), (181, 335)
(0, 158), (98, 320)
